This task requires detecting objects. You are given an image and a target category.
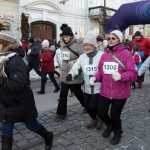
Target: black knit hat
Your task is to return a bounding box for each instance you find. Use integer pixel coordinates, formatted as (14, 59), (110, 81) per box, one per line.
(60, 24), (68, 31)
(134, 31), (142, 36)
(60, 25), (74, 37)
(28, 37), (35, 43)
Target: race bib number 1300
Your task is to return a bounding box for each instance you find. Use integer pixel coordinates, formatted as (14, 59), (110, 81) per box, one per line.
(103, 62), (118, 74)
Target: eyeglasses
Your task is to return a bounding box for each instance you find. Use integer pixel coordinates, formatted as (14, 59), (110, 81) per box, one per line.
(107, 37), (117, 41)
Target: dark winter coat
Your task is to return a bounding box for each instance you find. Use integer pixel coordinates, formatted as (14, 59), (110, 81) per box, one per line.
(27, 44), (40, 65)
(0, 47), (38, 123)
(40, 50), (55, 73)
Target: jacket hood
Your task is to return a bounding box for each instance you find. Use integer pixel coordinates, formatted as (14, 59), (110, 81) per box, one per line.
(60, 36), (76, 47)
(106, 44), (127, 53)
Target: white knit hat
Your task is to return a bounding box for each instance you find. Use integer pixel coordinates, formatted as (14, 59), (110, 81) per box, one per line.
(42, 39), (49, 47)
(110, 30), (124, 43)
(50, 45), (55, 51)
(83, 31), (97, 47)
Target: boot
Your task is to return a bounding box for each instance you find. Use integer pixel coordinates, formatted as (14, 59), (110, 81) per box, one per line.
(87, 119), (97, 129)
(96, 118), (103, 130)
(2, 136), (13, 150)
(110, 129), (122, 145)
(36, 128), (53, 150)
(102, 123), (113, 137)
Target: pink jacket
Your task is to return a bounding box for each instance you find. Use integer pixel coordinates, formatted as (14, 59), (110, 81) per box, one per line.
(94, 44), (138, 99)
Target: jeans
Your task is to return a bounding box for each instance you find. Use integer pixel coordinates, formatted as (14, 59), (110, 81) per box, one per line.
(2, 120), (43, 137)
(28, 64), (41, 77)
(40, 72), (60, 92)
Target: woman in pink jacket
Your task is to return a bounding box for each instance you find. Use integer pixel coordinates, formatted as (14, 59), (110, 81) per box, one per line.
(90, 30), (137, 145)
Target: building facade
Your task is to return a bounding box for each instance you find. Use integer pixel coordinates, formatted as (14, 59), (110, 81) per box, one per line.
(0, 0), (20, 38)
(20, 0), (89, 41)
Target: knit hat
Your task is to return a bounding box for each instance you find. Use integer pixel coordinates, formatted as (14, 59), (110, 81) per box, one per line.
(42, 39), (49, 47)
(133, 44), (140, 52)
(134, 31), (142, 36)
(60, 25), (74, 37)
(83, 31), (97, 47)
(28, 37), (35, 43)
(50, 45), (55, 51)
(96, 34), (104, 41)
(0, 32), (17, 45)
(60, 24), (68, 31)
(110, 30), (124, 43)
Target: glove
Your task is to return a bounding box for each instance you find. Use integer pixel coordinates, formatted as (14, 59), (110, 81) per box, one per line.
(0, 56), (9, 63)
(68, 61), (74, 67)
(27, 49), (31, 55)
(89, 77), (96, 86)
(112, 72), (121, 81)
(66, 74), (73, 81)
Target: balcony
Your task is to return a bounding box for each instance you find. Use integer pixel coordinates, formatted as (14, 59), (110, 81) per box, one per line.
(89, 6), (116, 20)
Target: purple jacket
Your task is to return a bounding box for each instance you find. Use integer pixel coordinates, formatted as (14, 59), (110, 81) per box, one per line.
(94, 44), (138, 99)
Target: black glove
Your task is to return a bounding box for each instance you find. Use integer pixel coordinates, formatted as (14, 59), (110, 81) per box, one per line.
(66, 74), (73, 81)
(55, 66), (59, 68)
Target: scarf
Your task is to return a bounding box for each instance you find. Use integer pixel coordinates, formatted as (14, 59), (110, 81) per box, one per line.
(86, 48), (98, 58)
(0, 51), (17, 77)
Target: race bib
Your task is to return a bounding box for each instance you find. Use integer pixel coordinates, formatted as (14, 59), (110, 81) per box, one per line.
(62, 51), (70, 60)
(103, 62), (118, 74)
(85, 64), (98, 75)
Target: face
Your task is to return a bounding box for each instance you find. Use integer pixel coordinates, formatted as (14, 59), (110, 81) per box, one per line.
(62, 35), (72, 43)
(97, 40), (103, 45)
(0, 44), (3, 52)
(83, 43), (95, 53)
(29, 42), (32, 47)
(134, 35), (141, 41)
(107, 35), (119, 47)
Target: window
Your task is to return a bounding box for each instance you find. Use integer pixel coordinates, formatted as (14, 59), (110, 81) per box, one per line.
(79, 26), (85, 39)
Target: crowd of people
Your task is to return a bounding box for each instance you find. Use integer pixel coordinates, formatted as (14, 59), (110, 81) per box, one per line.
(1, 23), (150, 149)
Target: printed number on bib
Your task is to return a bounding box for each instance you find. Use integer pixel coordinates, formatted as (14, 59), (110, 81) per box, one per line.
(62, 51), (70, 60)
(85, 65), (98, 75)
(103, 62), (118, 74)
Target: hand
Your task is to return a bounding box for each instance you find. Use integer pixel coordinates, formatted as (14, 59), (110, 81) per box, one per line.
(68, 61), (74, 67)
(112, 72), (121, 81)
(0, 56), (9, 63)
(89, 77), (96, 86)
(66, 74), (73, 81)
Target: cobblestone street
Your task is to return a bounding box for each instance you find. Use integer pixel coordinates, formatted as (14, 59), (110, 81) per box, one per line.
(1, 81), (150, 150)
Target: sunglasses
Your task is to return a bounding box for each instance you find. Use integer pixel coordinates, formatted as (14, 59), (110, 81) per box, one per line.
(107, 37), (117, 41)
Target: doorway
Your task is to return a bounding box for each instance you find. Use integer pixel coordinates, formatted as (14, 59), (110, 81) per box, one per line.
(31, 21), (56, 41)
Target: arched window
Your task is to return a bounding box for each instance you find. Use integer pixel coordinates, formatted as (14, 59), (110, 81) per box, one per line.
(1, 21), (10, 31)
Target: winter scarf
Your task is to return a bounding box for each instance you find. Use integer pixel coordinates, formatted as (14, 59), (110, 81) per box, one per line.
(0, 51), (17, 77)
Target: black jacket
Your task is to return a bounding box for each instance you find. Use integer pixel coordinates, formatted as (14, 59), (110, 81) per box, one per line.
(0, 48), (38, 123)
(27, 44), (40, 65)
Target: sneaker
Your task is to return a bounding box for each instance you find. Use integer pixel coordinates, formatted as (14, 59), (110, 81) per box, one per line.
(55, 114), (67, 120)
(96, 118), (103, 130)
(69, 92), (74, 97)
(87, 120), (97, 129)
(53, 88), (60, 93)
(36, 91), (45, 94)
(131, 86), (137, 90)
(137, 83), (143, 88)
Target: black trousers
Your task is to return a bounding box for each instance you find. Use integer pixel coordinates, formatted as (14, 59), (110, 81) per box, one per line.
(84, 93), (99, 120)
(56, 82), (84, 115)
(97, 95), (126, 131)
